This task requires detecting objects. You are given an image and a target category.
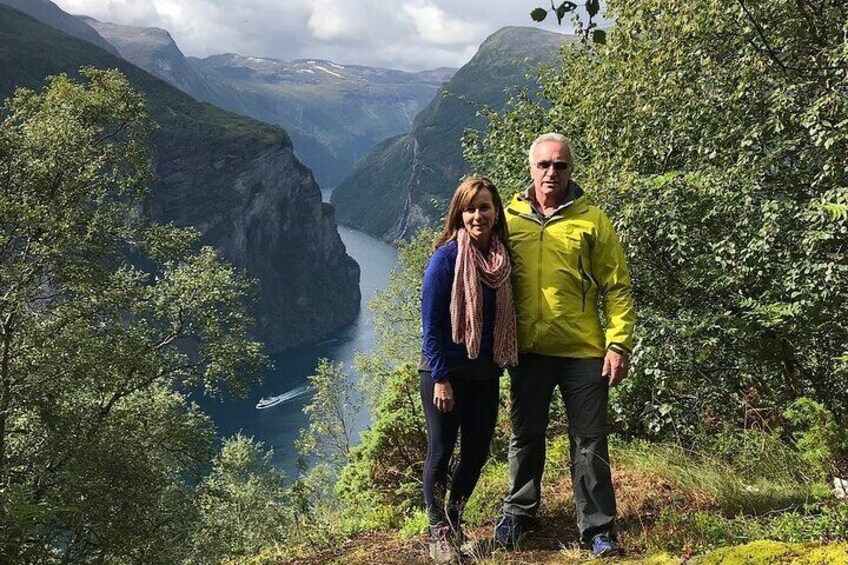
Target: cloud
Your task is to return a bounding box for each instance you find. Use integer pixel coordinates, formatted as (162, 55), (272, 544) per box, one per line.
(52, 0), (576, 70)
(56, 0), (160, 24)
(404, 1), (487, 46)
(307, 0), (372, 41)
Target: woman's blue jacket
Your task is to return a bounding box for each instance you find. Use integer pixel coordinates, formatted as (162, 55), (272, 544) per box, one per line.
(420, 240), (496, 382)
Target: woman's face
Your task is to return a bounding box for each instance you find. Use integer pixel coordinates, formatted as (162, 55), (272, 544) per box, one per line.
(462, 188), (497, 248)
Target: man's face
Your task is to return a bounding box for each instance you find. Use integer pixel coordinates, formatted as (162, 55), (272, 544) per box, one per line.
(530, 141), (571, 203)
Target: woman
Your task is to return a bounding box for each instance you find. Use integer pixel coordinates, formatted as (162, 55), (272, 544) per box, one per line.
(419, 176), (517, 563)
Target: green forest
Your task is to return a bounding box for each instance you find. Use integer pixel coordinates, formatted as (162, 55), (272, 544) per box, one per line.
(1, 0), (847, 563)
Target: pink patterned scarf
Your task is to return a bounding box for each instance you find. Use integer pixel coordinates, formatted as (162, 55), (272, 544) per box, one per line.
(450, 229), (517, 367)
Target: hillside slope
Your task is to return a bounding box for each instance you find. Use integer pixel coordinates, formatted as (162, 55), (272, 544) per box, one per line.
(268, 440), (848, 564)
(331, 27), (575, 241)
(0, 3), (360, 352)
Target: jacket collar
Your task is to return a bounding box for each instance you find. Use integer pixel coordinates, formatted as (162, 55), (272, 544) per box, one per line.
(509, 180), (589, 218)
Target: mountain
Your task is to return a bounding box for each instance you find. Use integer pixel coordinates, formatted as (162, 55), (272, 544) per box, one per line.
(0, 0), (119, 56)
(190, 55), (455, 188)
(73, 16), (456, 189)
(0, 3), (360, 353)
(330, 27), (575, 241)
(79, 16), (227, 106)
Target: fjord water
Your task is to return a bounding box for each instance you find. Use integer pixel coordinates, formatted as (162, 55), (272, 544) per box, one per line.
(200, 193), (398, 474)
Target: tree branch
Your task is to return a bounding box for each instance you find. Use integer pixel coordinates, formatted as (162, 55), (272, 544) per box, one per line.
(92, 122), (128, 146)
(737, 0), (789, 77)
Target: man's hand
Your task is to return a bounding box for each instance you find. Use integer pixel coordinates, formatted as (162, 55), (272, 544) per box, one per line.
(602, 350), (628, 387)
(433, 381), (454, 412)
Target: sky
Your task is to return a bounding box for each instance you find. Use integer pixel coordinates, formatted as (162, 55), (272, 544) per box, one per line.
(51, 0), (582, 71)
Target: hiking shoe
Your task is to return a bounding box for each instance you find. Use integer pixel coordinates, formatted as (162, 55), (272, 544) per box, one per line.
(591, 533), (618, 557)
(494, 514), (526, 549)
(429, 524), (455, 563)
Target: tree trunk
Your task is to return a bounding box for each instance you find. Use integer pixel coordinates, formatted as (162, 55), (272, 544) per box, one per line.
(0, 317), (13, 483)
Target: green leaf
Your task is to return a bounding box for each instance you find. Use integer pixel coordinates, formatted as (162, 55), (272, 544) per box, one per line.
(530, 7), (548, 22)
(822, 202), (848, 221)
(555, 5), (567, 23)
(587, 0), (600, 17)
(592, 29), (607, 44)
(555, 2), (578, 24)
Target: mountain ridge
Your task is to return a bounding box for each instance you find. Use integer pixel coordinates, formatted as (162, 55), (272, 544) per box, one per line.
(70, 14), (457, 189)
(79, 15), (239, 111)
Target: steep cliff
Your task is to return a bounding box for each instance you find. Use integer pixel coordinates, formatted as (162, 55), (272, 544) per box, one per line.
(331, 27), (574, 241)
(151, 142), (360, 350)
(0, 3), (360, 352)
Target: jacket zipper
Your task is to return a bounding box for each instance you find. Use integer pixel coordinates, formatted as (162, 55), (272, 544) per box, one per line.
(535, 215), (566, 332)
(537, 227), (544, 335)
(577, 255), (593, 312)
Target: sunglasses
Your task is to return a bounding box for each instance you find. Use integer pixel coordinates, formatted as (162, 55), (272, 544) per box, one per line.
(534, 160), (569, 171)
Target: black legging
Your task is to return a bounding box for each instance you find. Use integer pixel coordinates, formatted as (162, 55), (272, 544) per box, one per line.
(420, 370), (499, 526)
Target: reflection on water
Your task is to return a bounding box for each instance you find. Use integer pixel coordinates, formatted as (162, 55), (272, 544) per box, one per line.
(200, 205), (398, 475)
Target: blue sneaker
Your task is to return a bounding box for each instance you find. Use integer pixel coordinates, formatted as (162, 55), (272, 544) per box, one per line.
(494, 514), (526, 549)
(591, 533), (618, 557)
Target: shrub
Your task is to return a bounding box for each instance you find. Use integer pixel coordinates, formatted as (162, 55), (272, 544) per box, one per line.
(783, 398), (848, 480)
(335, 364), (427, 526)
(188, 435), (290, 565)
(463, 461), (509, 526)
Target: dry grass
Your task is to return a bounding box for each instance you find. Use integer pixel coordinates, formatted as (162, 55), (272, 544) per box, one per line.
(280, 464), (703, 564)
(274, 441), (832, 564)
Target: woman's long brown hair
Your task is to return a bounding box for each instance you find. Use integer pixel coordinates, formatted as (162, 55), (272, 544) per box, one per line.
(431, 176), (509, 251)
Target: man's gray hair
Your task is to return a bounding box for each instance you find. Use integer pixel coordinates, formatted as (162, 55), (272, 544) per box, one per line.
(528, 133), (575, 166)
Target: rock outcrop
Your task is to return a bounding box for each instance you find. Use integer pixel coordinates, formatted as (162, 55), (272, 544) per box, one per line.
(168, 145), (360, 352)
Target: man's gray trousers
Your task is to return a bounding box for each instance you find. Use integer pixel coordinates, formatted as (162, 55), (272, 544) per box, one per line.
(502, 353), (616, 543)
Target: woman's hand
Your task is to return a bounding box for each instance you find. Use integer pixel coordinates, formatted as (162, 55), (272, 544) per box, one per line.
(433, 381), (454, 413)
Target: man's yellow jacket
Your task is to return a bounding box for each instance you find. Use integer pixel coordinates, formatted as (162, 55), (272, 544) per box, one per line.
(506, 191), (635, 358)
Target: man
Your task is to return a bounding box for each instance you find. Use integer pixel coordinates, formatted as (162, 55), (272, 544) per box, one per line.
(494, 133), (634, 557)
